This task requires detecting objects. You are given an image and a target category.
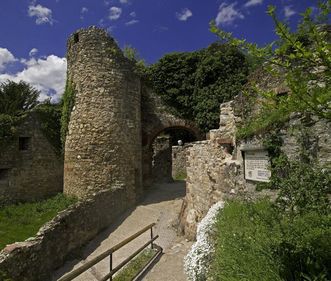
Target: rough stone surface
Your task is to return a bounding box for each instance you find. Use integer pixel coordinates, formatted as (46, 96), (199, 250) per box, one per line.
(0, 113), (63, 205)
(180, 98), (331, 240)
(141, 83), (204, 188)
(64, 26), (203, 200)
(64, 27), (142, 203)
(151, 136), (173, 183)
(0, 188), (131, 281)
(172, 145), (191, 179)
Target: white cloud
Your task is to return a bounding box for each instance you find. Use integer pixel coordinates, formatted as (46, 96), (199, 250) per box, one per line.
(80, 7), (88, 20)
(125, 19), (139, 26)
(109, 6), (122, 20)
(28, 3), (54, 25)
(215, 2), (244, 26)
(119, 0), (129, 3)
(284, 6), (296, 18)
(130, 11), (136, 17)
(29, 48), (38, 57)
(0, 55), (67, 102)
(244, 0), (263, 8)
(0, 48), (16, 72)
(176, 8), (193, 21)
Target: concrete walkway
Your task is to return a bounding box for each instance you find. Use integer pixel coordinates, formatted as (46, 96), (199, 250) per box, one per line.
(52, 181), (192, 281)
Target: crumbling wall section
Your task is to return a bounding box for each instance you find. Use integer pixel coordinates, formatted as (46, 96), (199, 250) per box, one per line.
(151, 136), (173, 183)
(172, 144), (192, 179)
(0, 188), (129, 281)
(180, 99), (331, 240)
(0, 113), (63, 205)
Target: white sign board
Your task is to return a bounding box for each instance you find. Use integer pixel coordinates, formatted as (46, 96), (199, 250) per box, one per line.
(244, 150), (271, 182)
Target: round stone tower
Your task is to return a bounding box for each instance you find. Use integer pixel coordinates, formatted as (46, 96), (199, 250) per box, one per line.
(64, 27), (142, 203)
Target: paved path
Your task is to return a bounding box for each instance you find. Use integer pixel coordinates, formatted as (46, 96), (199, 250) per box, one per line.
(52, 181), (192, 281)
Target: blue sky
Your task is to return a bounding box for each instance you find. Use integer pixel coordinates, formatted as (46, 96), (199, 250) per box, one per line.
(0, 0), (322, 101)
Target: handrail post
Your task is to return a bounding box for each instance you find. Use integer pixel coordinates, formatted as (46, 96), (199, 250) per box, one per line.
(109, 252), (113, 281)
(150, 226), (154, 249)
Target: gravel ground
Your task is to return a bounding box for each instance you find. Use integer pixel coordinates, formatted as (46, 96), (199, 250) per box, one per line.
(52, 181), (192, 281)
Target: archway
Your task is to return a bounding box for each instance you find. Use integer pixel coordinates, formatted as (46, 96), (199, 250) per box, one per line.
(142, 125), (202, 188)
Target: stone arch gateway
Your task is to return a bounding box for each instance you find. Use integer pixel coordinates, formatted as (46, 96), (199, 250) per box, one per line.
(64, 27), (203, 203)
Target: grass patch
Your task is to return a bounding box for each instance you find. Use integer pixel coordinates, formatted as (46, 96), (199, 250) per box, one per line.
(113, 248), (156, 281)
(0, 193), (77, 250)
(210, 200), (331, 281)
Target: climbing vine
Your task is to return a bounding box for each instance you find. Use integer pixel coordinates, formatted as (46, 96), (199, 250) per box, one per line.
(60, 78), (75, 148)
(0, 114), (23, 150)
(34, 102), (62, 156)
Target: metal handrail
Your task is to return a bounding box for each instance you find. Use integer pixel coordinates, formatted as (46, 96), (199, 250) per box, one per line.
(58, 222), (160, 281)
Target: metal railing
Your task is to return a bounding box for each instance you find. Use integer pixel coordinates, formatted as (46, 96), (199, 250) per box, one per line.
(58, 223), (162, 281)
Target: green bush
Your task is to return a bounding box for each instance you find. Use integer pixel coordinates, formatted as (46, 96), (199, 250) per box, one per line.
(269, 157), (330, 216)
(148, 43), (249, 132)
(210, 200), (331, 281)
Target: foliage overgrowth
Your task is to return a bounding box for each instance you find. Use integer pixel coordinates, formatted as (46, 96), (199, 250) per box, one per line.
(210, 1), (331, 138)
(60, 79), (75, 148)
(0, 80), (63, 153)
(211, 200), (331, 281)
(148, 43), (249, 132)
(34, 101), (62, 155)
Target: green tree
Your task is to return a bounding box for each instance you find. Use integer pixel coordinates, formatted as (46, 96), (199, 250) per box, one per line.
(149, 43), (249, 131)
(210, 1), (331, 136)
(123, 45), (148, 77)
(0, 80), (39, 116)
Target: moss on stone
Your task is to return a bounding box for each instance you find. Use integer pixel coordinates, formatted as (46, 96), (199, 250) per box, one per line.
(61, 79), (75, 148)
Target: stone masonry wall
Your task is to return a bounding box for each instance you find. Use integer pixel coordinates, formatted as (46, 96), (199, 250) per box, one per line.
(172, 145), (191, 179)
(151, 136), (173, 183)
(0, 187), (130, 281)
(180, 99), (331, 240)
(0, 113), (63, 205)
(64, 27), (142, 202)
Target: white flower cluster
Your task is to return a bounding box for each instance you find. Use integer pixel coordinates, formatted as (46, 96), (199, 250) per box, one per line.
(184, 201), (225, 281)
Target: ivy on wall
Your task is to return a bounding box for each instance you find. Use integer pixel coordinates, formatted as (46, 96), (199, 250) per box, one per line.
(60, 78), (75, 148)
(34, 102), (62, 156)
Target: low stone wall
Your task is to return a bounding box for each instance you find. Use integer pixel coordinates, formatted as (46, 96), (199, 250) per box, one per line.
(0, 187), (132, 281)
(172, 145), (191, 179)
(178, 140), (242, 240)
(151, 136), (173, 183)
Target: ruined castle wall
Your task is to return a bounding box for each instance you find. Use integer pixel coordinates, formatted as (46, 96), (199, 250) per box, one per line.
(64, 27), (142, 202)
(180, 100), (331, 239)
(172, 144), (191, 179)
(0, 113), (63, 205)
(141, 83), (204, 187)
(0, 188), (129, 281)
(151, 136), (173, 183)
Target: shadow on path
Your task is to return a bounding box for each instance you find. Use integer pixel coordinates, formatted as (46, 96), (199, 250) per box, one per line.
(52, 180), (188, 281)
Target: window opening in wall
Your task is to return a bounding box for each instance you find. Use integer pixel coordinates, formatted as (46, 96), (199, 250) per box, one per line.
(0, 168), (10, 181)
(74, 33), (79, 43)
(19, 137), (31, 151)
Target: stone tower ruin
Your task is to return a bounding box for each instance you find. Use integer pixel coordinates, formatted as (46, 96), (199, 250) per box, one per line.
(64, 27), (142, 203)
(64, 26), (203, 203)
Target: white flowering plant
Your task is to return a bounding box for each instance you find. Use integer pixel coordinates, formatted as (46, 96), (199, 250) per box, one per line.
(184, 201), (225, 281)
